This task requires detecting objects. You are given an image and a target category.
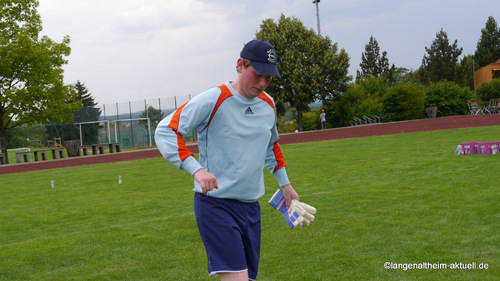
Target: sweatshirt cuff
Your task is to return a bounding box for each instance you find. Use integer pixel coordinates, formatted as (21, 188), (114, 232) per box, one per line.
(273, 167), (290, 187)
(181, 156), (203, 176)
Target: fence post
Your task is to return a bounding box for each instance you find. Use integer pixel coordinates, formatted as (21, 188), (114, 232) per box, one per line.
(129, 101), (135, 147)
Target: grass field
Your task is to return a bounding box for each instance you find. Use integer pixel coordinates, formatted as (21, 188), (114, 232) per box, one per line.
(1, 126), (499, 280)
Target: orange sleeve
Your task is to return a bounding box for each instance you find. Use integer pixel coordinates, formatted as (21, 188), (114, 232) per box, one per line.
(202, 84), (233, 131)
(273, 138), (286, 172)
(168, 102), (194, 161)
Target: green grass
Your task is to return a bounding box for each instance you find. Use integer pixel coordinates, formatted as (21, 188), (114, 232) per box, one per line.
(1, 126), (499, 280)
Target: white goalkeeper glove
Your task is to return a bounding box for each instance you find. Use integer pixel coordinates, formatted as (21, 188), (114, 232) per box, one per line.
(288, 199), (316, 228)
(269, 189), (317, 229)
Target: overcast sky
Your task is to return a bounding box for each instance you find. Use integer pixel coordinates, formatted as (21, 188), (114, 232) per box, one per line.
(38, 0), (499, 106)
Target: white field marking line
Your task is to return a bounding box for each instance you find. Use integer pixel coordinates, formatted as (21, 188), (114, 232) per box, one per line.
(303, 187), (363, 197)
(306, 190), (336, 197)
(0, 211), (194, 248)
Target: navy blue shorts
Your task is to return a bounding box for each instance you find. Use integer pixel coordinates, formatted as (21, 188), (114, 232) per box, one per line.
(194, 192), (261, 280)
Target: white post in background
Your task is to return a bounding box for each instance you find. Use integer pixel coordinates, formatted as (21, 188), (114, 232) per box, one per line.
(313, 0), (321, 36)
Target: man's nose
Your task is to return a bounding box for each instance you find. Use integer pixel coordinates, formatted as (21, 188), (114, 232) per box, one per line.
(259, 76), (271, 86)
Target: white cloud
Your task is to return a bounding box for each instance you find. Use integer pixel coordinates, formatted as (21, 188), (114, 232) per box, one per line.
(36, 0), (500, 105)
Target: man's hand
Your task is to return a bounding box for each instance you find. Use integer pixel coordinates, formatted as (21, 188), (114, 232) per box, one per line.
(281, 184), (299, 209)
(269, 188), (317, 229)
(193, 169), (218, 194)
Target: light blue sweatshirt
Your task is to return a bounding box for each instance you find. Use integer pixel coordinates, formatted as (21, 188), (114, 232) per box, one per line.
(155, 81), (290, 202)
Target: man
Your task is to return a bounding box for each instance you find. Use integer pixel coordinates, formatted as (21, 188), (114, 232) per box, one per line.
(319, 109), (326, 129)
(155, 39), (300, 281)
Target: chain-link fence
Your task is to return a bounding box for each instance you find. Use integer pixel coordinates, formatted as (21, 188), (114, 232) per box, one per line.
(10, 94), (195, 149)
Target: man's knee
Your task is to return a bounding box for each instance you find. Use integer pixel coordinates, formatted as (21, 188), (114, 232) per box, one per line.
(219, 270), (249, 281)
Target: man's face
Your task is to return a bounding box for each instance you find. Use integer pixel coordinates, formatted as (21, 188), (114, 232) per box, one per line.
(236, 58), (273, 99)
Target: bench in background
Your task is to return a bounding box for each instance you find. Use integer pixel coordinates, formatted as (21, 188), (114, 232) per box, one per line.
(33, 150), (48, 161)
(107, 142), (121, 153)
(16, 152), (30, 163)
(51, 148), (65, 159)
(82, 143), (121, 156)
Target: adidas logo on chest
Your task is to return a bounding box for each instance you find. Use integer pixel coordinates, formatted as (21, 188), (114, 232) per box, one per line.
(245, 107), (254, 115)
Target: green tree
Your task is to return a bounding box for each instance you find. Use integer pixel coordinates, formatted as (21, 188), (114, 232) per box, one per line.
(47, 81), (101, 144)
(397, 69), (422, 85)
(382, 83), (425, 122)
(392, 67), (410, 84)
(474, 16), (500, 68)
(73, 80), (100, 122)
(356, 35), (396, 84)
(302, 109), (321, 131)
(476, 78), (500, 101)
(424, 81), (473, 117)
(332, 76), (386, 127)
(140, 106), (164, 128)
(456, 54), (475, 90)
(256, 14), (351, 131)
(73, 81), (101, 144)
(0, 0), (79, 161)
(420, 28), (463, 84)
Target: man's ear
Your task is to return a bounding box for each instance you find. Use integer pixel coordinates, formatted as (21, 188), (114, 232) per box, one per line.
(236, 58), (244, 73)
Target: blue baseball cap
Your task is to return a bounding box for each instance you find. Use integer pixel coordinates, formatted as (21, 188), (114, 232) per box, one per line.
(240, 39), (280, 77)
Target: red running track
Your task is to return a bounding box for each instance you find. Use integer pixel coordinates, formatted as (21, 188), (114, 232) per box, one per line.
(1, 115), (499, 175)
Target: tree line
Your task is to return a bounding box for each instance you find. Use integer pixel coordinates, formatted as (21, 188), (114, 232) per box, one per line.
(259, 15), (500, 131)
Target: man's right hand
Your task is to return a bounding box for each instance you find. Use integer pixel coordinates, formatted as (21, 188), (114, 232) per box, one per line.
(193, 169), (219, 194)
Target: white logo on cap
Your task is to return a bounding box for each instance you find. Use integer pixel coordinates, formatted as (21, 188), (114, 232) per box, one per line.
(267, 49), (276, 63)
